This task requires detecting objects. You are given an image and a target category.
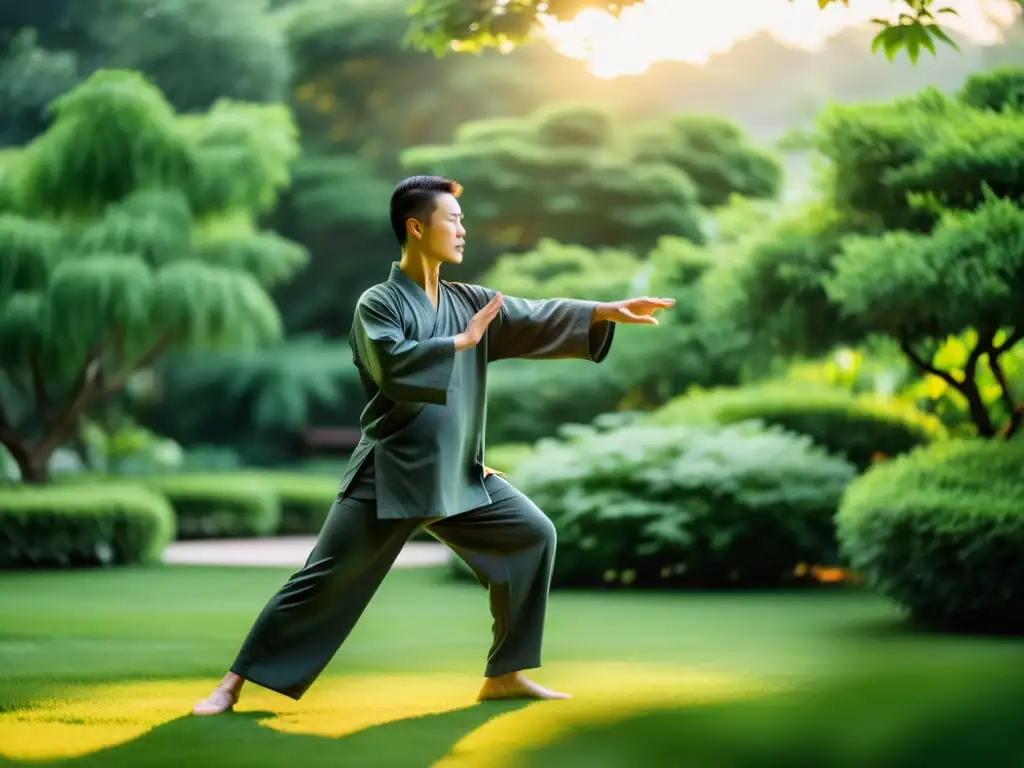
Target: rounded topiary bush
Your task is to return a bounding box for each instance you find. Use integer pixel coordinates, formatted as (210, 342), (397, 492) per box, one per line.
(454, 421), (858, 589)
(836, 438), (1024, 634)
(144, 474), (281, 539)
(649, 384), (946, 471)
(0, 482), (175, 568)
(227, 471), (339, 535)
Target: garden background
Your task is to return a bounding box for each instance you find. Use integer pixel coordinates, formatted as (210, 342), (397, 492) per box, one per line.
(2, 1), (1024, 766)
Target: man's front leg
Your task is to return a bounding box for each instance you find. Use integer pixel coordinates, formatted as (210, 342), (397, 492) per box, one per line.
(427, 476), (570, 702)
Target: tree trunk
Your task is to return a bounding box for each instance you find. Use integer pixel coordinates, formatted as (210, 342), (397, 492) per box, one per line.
(961, 380), (996, 438)
(5, 439), (51, 484)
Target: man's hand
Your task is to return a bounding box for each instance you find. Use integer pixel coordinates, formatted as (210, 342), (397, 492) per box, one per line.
(483, 465), (504, 478)
(455, 292), (503, 351)
(595, 297), (675, 325)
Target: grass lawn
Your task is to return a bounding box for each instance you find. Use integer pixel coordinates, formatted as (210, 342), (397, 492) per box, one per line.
(1, 564), (1023, 767)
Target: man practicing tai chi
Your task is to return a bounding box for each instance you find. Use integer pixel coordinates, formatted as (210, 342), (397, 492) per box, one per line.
(192, 175), (674, 715)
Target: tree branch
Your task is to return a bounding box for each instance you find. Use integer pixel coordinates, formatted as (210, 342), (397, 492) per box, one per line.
(93, 330), (176, 402)
(966, 326), (996, 382)
(995, 326), (1024, 354)
(898, 336), (963, 391)
(35, 340), (106, 458)
(0, 396), (15, 445)
(899, 330), (998, 438)
(990, 353), (1023, 439)
(31, 354), (52, 423)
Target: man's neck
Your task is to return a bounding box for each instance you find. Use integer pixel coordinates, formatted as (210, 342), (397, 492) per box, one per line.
(398, 250), (441, 307)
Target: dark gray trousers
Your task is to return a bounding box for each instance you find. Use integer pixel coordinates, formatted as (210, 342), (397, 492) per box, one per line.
(229, 474), (557, 700)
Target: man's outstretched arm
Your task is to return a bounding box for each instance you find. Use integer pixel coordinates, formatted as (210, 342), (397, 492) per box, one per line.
(485, 293), (675, 363)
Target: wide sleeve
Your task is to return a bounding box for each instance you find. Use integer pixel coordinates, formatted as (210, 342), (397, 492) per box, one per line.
(352, 292), (457, 404)
(486, 293), (615, 363)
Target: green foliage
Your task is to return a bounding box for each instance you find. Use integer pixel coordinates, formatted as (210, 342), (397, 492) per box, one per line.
(50, 468), (342, 537)
(837, 438), (1024, 634)
(481, 239), (640, 303)
(0, 29), (81, 146)
(406, 0), (964, 64)
(901, 332), (1024, 436)
(814, 89), (1024, 233)
(143, 474), (280, 539)
(826, 196), (1024, 437)
(693, 201), (859, 364)
(140, 336), (361, 463)
(0, 481), (174, 567)
(479, 421), (857, 589)
(631, 114), (782, 207)
(483, 443), (536, 478)
(0, 69), (306, 482)
(863, 0), (962, 64)
(91, 0), (292, 113)
(719, 73), (1024, 440)
(402, 103), (707, 258)
(828, 196), (1024, 343)
(405, 0), (645, 55)
(958, 66), (1024, 113)
(483, 235), (742, 443)
(650, 383), (947, 472)
(222, 471), (339, 535)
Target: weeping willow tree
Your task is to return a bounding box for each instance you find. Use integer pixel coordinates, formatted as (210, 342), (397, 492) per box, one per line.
(0, 69), (307, 483)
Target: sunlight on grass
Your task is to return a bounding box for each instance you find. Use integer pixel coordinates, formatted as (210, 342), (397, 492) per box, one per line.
(0, 663), (777, 764)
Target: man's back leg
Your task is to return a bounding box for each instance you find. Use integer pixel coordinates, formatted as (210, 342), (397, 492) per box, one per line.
(193, 495), (420, 714)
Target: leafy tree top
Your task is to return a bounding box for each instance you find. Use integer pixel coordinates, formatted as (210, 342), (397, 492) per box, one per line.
(401, 102), (780, 256)
(0, 68), (307, 480)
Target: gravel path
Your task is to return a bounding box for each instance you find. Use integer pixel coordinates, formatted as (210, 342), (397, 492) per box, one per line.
(162, 537), (451, 568)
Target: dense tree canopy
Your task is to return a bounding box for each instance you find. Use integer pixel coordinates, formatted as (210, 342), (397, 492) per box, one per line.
(482, 228), (747, 443)
(401, 103), (780, 270)
(0, 0), (290, 147)
(0, 69), (306, 482)
(717, 68), (1024, 439)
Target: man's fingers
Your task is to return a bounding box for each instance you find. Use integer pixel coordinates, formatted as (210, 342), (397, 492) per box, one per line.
(621, 309), (659, 325)
(635, 297), (675, 308)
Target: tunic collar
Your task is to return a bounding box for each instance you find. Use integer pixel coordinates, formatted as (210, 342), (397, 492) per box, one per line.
(388, 261), (439, 313)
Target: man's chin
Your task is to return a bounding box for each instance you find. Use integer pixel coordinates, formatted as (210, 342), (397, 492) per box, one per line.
(443, 251), (464, 264)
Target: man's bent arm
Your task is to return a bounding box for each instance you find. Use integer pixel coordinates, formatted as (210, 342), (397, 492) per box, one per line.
(353, 296), (457, 404)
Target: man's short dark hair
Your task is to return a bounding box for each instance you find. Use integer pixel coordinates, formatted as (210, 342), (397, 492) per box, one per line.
(389, 175), (462, 246)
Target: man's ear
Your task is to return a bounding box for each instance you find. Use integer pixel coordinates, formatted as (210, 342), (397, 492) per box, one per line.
(407, 218), (423, 240)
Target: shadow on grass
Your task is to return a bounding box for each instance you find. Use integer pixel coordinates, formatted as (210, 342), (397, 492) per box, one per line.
(1, 700), (532, 768)
(519, 664), (1024, 768)
(2, 665), (1024, 768)
(831, 614), (1024, 644)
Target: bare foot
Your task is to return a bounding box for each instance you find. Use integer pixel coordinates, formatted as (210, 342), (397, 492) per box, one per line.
(477, 672), (571, 702)
(192, 673), (244, 716)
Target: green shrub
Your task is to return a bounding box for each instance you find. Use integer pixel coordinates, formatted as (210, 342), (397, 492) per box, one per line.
(649, 384), (946, 471)
(0, 482), (175, 568)
(453, 421), (857, 589)
(483, 443), (536, 479)
(144, 474), (280, 539)
(230, 471), (339, 535)
(836, 439), (1024, 634)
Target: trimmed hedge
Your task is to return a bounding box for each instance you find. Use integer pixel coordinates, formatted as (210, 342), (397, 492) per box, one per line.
(456, 421), (857, 589)
(143, 474), (280, 539)
(649, 384), (946, 471)
(837, 438), (1024, 634)
(226, 472), (339, 535)
(0, 482), (175, 568)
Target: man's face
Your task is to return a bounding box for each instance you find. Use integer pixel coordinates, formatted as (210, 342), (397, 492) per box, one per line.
(412, 192), (465, 264)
